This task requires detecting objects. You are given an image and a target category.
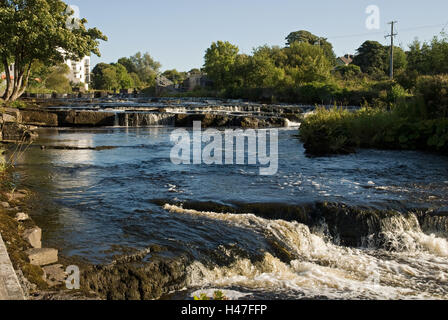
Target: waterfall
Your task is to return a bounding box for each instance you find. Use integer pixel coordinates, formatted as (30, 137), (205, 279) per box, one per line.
(164, 204), (448, 300)
(117, 113), (176, 127)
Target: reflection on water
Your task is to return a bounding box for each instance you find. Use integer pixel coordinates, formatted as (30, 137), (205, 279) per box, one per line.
(13, 127), (448, 299)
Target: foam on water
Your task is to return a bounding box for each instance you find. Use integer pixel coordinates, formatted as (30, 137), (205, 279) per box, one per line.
(164, 204), (448, 300)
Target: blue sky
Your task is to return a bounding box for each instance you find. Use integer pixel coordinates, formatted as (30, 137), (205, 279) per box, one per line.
(69, 0), (448, 72)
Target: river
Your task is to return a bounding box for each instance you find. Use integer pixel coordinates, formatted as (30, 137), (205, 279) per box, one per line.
(13, 125), (448, 300)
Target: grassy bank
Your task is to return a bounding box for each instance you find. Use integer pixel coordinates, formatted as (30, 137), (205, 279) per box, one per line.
(299, 106), (448, 156)
(299, 75), (448, 156)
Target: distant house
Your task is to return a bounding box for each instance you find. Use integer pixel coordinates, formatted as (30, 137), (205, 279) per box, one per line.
(65, 56), (91, 91)
(182, 73), (212, 92)
(336, 54), (354, 66)
(155, 75), (176, 95)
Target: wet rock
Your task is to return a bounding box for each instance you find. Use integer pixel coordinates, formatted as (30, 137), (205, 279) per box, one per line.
(42, 264), (67, 287)
(26, 248), (58, 266)
(15, 212), (30, 222)
(83, 253), (190, 300)
(23, 227), (42, 249)
(55, 110), (115, 127)
(1, 122), (36, 142)
(20, 110), (58, 127)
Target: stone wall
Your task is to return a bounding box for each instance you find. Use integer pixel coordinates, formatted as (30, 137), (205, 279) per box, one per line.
(0, 108), (37, 142)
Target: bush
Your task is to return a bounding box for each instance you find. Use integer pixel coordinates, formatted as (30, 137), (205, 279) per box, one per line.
(299, 105), (448, 156)
(416, 75), (448, 118)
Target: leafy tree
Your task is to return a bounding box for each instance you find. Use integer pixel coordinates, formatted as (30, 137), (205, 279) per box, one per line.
(91, 63), (112, 90)
(334, 64), (363, 80)
(188, 68), (202, 75)
(284, 42), (332, 84)
(128, 52), (161, 86)
(245, 47), (285, 88)
(162, 69), (187, 84)
(102, 67), (118, 91)
(407, 35), (448, 75)
(114, 63), (134, 89)
(0, 0), (107, 102)
(385, 46), (407, 75)
(45, 64), (71, 93)
(285, 30), (336, 64)
(204, 41), (239, 89)
(117, 57), (138, 74)
(353, 41), (388, 77)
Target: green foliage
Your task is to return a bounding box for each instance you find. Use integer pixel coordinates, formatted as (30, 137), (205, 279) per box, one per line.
(162, 69), (187, 85)
(353, 41), (388, 77)
(407, 35), (448, 75)
(44, 64), (72, 93)
(285, 30), (336, 64)
(333, 64), (362, 80)
(193, 291), (229, 301)
(92, 52), (162, 91)
(283, 42), (332, 84)
(127, 52), (161, 86)
(0, 0), (106, 101)
(300, 104), (448, 156)
(415, 74), (448, 118)
(204, 41), (240, 89)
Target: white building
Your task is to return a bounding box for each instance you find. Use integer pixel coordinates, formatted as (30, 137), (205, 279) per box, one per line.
(65, 56), (90, 91)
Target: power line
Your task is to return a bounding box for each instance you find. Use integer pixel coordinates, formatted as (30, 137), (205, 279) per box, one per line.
(326, 23), (445, 40)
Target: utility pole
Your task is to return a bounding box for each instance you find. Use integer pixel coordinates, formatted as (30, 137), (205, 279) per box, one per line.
(385, 21), (398, 80)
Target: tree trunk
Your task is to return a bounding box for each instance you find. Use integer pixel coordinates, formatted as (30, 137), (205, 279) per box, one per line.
(2, 58), (13, 101)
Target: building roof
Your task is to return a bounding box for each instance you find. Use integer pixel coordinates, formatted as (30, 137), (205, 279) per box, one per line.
(337, 54), (354, 65)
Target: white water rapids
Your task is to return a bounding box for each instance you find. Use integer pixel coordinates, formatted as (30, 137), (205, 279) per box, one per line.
(164, 204), (448, 300)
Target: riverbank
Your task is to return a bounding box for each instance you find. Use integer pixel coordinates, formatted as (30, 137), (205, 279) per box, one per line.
(299, 76), (448, 156)
(0, 167), (102, 300)
(299, 106), (448, 156)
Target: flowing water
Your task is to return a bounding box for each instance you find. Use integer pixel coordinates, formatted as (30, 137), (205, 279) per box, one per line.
(13, 126), (448, 300)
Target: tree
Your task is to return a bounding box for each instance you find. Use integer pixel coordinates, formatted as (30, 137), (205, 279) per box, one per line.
(204, 41), (239, 89)
(285, 30), (336, 64)
(45, 64), (71, 93)
(91, 63), (112, 90)
(0, 0), (107, 102)
(284, 42), (332, 84)
(129, 52), (161, 86)
(102, 67), (118, 91)
(162, 69), (187, 84)
(188, 68), (202, 75)
(114, 63), (134, 89)
(407, 35), (448, 75)
(334, 64), (363, 80)
(353, 41), (388, 77)
(385, 46), (407, 75)
(245, 47), (285, 88)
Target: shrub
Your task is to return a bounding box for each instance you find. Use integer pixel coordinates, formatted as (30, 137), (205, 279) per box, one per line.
(299, 105), (448, 156)
(416, 75), (448, 118)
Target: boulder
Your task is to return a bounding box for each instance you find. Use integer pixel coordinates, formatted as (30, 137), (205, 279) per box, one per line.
(6, 191), (27, 202)
(25, 248), (58, 266)
(15, 212), (30, 222)
(0, 202), (10, 209)
(55, 110), (115, 127)
(42, 264), (67, 287)
(20, 110), (58, 127)
(23, 227), (42, 248)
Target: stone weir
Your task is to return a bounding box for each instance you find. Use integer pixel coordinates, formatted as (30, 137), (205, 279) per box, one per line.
(18, 99), (308, 129)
